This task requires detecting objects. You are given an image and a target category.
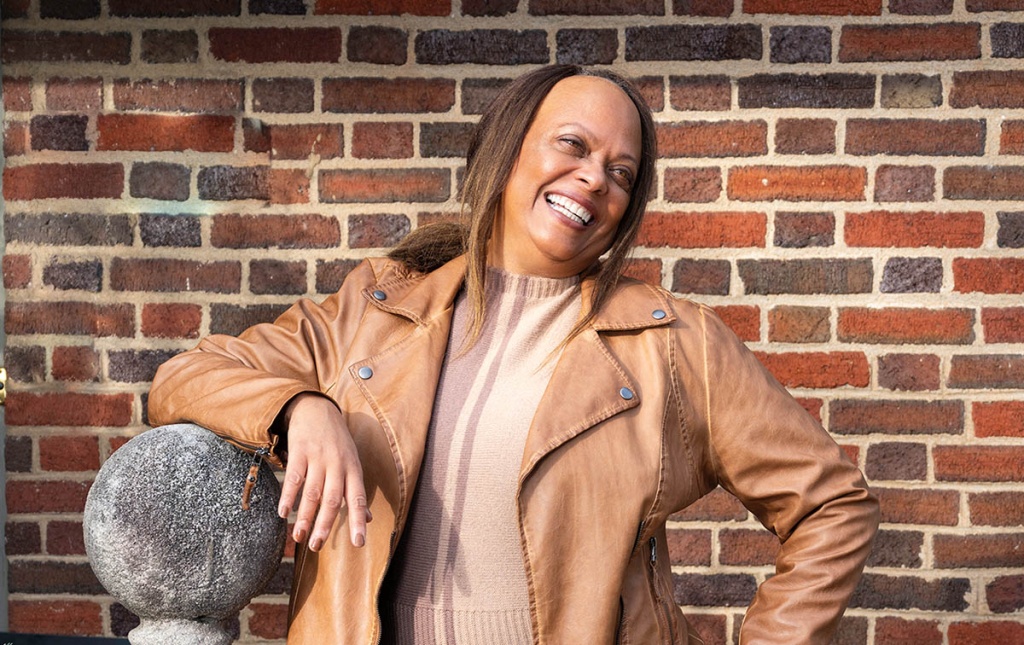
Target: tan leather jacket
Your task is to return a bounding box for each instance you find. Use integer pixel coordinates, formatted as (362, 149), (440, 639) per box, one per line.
(149, 255), (878, 645)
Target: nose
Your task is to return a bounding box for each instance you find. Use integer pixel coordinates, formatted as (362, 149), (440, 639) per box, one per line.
(574, 157), (607, 194)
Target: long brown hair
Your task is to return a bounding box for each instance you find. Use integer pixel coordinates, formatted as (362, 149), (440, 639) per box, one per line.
(389, 64), (658, 347)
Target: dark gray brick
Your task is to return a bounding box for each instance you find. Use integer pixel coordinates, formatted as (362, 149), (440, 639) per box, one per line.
(249, 0), (306, 13)
(770, 26), (831, 64)
(993, 23), (1024, 58)
(41, 0), (100, 19)
(198, 166), (269, 201)
(672, 259), (731, 295)
(626, 25), (761, 61)
(140, 214), (201, 248)
(738, 259), (874, 294)
(30, 115), (88, 151)
(130, 162), (190, 202)
(252, 78), (314, 113)
(556, 29), (618, 65)
(210, 303), (291, 336)
(108, 349), (179, 383)
(739, 74), (875, 109)
(881, 257), (943, 293)
(43, 258), (102, 292)
(5, 213), (132, 246)
(462, 0), (517, 15)
(348, 26), (407, 65)
(415, 29), (548, 65)
(141, 30), (199, 64)
(850, 574), (970, 611)
(421, 122), (475, 158)
(997, 211), (1024, 248)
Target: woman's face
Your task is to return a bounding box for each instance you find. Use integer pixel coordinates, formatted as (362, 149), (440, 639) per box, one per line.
(490, 75), (643, 278)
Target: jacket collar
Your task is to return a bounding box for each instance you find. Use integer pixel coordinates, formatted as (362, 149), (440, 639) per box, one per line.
(363, 254), (677, 332)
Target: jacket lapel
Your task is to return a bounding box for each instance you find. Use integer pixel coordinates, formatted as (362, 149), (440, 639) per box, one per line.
(520, 277), (677, 482)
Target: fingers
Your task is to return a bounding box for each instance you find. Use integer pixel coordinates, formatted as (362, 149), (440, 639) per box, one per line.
(345, 460), (369, 548)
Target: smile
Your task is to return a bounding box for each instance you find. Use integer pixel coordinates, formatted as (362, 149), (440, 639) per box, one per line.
(546, 194), (593, 226)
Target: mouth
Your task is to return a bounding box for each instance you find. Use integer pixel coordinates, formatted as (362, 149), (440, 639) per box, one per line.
(546, 193), (593, 226)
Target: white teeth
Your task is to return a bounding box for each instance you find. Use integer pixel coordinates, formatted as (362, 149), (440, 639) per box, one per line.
(546, 194), (593, 225)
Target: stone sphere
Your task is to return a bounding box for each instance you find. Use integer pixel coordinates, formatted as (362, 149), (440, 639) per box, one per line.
(84, 424), (287, 622)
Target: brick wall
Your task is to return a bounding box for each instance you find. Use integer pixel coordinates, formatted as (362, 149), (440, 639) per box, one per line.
(2, 1), (1022, 643)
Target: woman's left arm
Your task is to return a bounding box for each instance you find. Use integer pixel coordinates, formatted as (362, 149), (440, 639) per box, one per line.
(690, 305), (880, 644)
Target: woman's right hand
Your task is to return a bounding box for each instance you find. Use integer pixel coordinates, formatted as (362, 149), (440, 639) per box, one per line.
(277, 393), (371, 551)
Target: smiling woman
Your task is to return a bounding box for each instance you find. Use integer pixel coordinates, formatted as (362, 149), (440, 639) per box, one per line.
(148, 64), (878, 644)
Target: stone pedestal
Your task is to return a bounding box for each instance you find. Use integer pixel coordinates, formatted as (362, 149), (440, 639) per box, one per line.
(84, 424), (287, 645)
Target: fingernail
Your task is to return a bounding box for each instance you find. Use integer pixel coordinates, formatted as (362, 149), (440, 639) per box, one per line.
(354, 532), (365, 548)
(278, 505), (289, 519)
(309, 537), (322, 552)
(366, 509), (373, 522)
(294, 528), (306, 543)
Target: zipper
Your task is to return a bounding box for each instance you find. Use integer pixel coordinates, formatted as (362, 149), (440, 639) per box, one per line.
(207, 431), (277, 511)
(647, 537), (676, 644)
(241, 445), (271, 510)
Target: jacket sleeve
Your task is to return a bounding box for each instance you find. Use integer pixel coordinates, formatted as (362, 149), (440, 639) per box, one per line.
(148, 259), (380, 465)
(691, 305), (879, 644)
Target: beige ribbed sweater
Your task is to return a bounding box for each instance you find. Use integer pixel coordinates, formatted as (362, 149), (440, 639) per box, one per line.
(381, 268), (582, 645)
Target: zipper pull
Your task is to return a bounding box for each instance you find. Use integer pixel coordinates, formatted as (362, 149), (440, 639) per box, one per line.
(649, 536), (658, 566)
(241, 446), (270, 510)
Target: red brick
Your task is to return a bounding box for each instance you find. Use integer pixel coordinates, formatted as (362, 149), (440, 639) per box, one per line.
(348, 25), (408, 65)
(1000, 120), (1024, 154)
(728, 165), (866, 202)
(4, 76), (32, 111)
(954, 258), (1024, 293)
(3, 254), (31, 288)
(39, 435), (100, 472)
(621, 258), (662, 285)
(935, 533), (1024, 568)
(113, 78), (243, 113)
(210, 27), (341, 63)
(833, 399), (963, 435)
(110, 258), (240, 293)
(673, 259), (731, 295)
(52, 346), (100, 382)
(9, 600), (102, 636)
(719, 528), (779, 565)
(248, 603), (289, 639)
(669, 487), (748, 521)
(856, 209), (979, 247)
(243, 122), (344, 159)
(46, 520), (86, 556)
(323, 78), (455, 113)
(950, 354), (1024, 389)
(713, 305), (760, 342)
(98, 114), (234, 152)
(744, 0), (880, 13)
(768, 305), (830, 343)
(839, 24), (980, 62)
(269, 168), (310, 205)
(986, 576), (1024, 614)
(5, 120), (28, 157)
(212, 214), (340, 249)
(2, 30), (131, 64)
(878, 353), (941, 391)
(753, 352), (869, 388)
(845, 119), (985, 155)
(935, 445), (1024, 481)
(315, 0), (449, 14)
(669, 75), (731, 111)
(874, 487), (959, 525)
(6, 392), (132, 428)
(838, 307), (975, 344)
(352, 122), (414, 159)
(875, 617), (943, 644)
(3, 163), (123, 200)
(142, 303), (202, 339)
(775, 118), (835, 155)
(6, 302), (134, 337)
(798, 397), (824, 423)
(666, 528), (712, 566)
(951, 71), (1024, 108)
(983, 307), (1024, 343)
(970, 492), (1024, 526)
(632, 76), (665, 112)
(973, 401), (1024, 438)
(658, 121), (767, 158)
(950, 622), (1024, 645)
(636, 212), (766, 248)
(319, 169), (450, 203)
(664, 167), (722, 203)
(46, 77), (102, 112)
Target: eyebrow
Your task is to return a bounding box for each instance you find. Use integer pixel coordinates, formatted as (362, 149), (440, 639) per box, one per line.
(559, 122), (640, 167)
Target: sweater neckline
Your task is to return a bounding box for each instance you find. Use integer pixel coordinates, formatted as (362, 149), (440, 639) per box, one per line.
(483, 266), (580, 299)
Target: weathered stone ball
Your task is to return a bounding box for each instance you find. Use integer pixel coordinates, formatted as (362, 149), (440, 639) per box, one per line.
(84, 424), (287, 621)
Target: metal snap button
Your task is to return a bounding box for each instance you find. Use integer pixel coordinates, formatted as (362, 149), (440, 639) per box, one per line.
(619, 387), (634, 400)
(358, 366), (374, 380)
(652, 309), (666, 320)
(372, 290), (387, 301)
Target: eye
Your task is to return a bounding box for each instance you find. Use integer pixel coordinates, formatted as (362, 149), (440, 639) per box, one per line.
(558, 135), (586, 154)
(610, 166), (635, 192)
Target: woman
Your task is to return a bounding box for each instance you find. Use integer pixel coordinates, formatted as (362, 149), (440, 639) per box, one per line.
(149, 65), (878, 644)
